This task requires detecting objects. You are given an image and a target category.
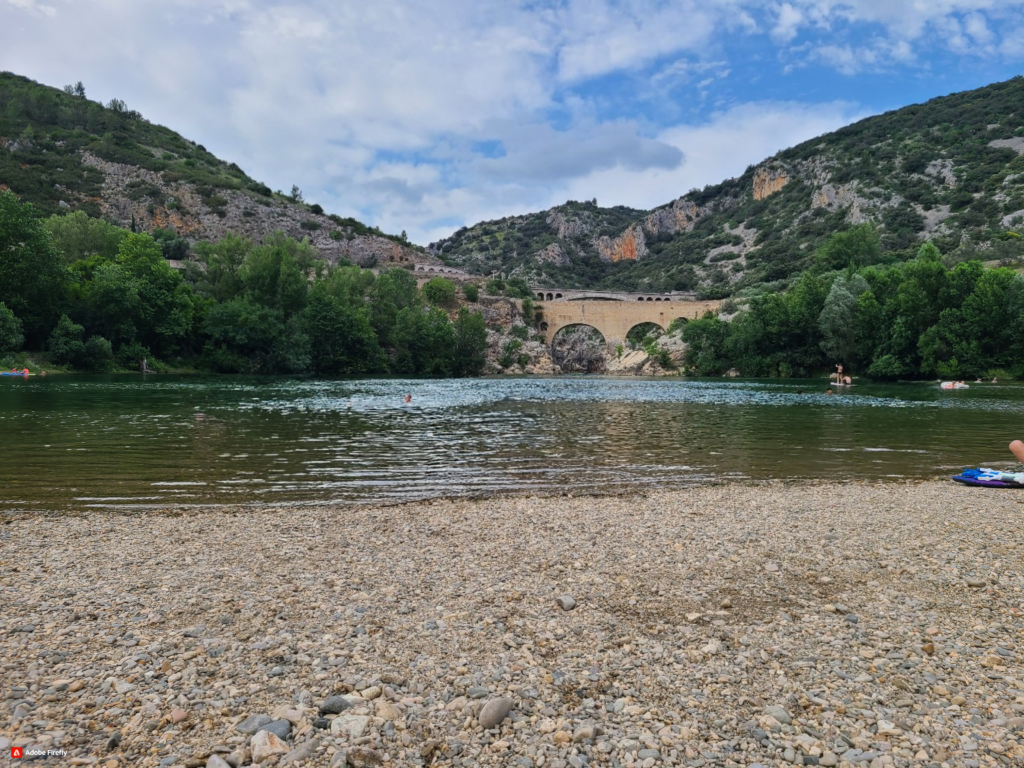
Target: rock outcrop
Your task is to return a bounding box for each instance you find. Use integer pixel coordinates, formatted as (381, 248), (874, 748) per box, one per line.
(546, 210), (590, 239)
(594, 225), (647, 263)
(535, 243), (571, 266)
(643, 198), (707, 236)
(753, 164), (790, 200)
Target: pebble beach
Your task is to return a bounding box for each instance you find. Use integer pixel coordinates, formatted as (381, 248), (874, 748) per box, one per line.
(1, 481), (1023, 768)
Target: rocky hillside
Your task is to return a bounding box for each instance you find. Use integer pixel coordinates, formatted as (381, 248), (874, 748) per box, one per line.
(430, 76), (1024, 296)
(0, 72), (428, 268)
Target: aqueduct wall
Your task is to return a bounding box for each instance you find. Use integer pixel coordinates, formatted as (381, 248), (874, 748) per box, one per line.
(539, 299), (723, 346)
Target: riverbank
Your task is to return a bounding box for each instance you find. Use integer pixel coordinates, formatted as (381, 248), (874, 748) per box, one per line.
(2, 482), (1022, 767)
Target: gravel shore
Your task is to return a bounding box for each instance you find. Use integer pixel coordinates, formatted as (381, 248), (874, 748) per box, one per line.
(2, 481), (1023, 768)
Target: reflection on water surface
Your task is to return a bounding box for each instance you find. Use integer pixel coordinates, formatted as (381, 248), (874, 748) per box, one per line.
(1, 375), (1019, 509)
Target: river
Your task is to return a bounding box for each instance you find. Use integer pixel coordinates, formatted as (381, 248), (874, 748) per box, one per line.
(1, 374), (1020, 510)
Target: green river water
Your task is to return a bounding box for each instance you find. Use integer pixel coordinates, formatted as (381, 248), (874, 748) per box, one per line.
(1, 374), (1021, 510)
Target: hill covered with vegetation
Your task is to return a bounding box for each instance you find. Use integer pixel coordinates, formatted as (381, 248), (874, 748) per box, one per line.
(0, 72), (423, 267)
(430, 76), (1024, 298)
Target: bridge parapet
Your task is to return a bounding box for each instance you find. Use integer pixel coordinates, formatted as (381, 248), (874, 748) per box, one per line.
(533, 288), (698, 303)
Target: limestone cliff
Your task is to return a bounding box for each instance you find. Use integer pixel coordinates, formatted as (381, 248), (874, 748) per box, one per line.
(752, 164), (790, 201)
(594, 225), (647, 262)
(643, 198), (708, 236)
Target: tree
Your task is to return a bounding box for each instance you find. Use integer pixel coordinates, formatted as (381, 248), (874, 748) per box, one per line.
(422, 277), (457, 308)
(818, 274), (869, 365)
(369, 268), (420, 348)
(45, 210), (128, 264)
(681, 316), (731, 375)
(191, 234), (251, 303)
(0, 191), (66, 346)
(0, 302), (24, 354)
(48, 315), (87, 366)
(304, 285), (384, 375)
(202, 299), (309, 373)
(452, 309), (488, 376)
(462, 283), (479, 302)
(814, 224), (881, 272)
(241, 232), (316, 316)
(290, 185), (304, 203)
(81, 336), (113, 371)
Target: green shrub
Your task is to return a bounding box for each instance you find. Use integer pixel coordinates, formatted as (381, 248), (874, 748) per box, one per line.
(82, 336), (113, 371)
(48, 315), (88, 366)
(300, 220), (321, 231)
(0, 302), (24, 353)
(462, 283), (479, 302)
(422, 277), (457, 307)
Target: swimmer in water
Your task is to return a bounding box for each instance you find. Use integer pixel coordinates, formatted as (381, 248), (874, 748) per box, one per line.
(825, 387), (834, 395)
(404, 394), (412, 403)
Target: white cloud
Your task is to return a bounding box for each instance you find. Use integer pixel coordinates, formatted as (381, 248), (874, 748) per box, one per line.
(5, 0), (54, 16)
(1, 0), (1024, 243)
(772, 3), (805, 43)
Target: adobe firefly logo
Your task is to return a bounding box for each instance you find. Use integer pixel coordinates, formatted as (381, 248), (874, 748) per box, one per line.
(11, 746), (24, 758)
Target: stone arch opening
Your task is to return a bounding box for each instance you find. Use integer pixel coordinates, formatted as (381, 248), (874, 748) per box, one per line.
(625, 321), (665, 349)
(546, 293), (554, 300)
(537, 292), (545, 300)
(539, 321), (549, 332)
(551, 324), (607, 374)
(555, 293), (563, 299)
(636, 296), (645, 301)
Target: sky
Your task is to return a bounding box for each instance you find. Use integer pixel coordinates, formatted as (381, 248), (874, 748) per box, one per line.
(3, 1), (1024, 244)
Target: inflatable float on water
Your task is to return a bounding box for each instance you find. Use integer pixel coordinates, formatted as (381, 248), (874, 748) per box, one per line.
(940, 381), (969, 390)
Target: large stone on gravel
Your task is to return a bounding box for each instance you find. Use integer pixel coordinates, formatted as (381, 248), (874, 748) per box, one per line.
(250, 730), (289, 763)
(346, 747), (383, 767)
(555, 594), (577, 611)
(206, 757), (231, 768)
(280, 738), (320, 766)
(319, 696), (355, 715)
(236, 713), (273, 735)
(331, 714), (370, 739)
(479, 697), (514, 729)
(259, 718), (292, 740)
(765, 705), (792, 725)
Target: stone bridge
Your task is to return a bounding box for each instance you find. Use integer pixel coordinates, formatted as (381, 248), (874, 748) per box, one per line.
(539, 298), (722, 346)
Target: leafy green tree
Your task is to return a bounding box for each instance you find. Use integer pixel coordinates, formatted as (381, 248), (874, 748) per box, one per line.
(681, 316), (731, 375)
(241, 233), (316, 316)
(369, 268), (420, 348)
(818, 274), (869, 365)
(462, 283), (479, 302)
(82, 335), (113, 371)
(320, 265), (375, 305)
(422, 277), (457, 308)
(391, 306), (455, 375)
(0, 190), (66, 346)
(48, 314), (86, 366)
(202, 299), (309, 374)
(0, 302), (24, 353)
(304, 284), (384, 375)
(191, 234), (251, 303)
(813, 224), (881, 272)
(452, 309), (488, 376)
(45, 210), (127, 264)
